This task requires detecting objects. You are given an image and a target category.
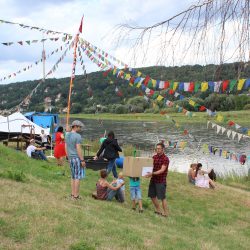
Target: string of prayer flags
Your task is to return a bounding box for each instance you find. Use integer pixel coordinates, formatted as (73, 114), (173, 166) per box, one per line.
(0, 40), (72, 82)
(1, 36), (68, 46)
(0, 19), (70, 36)
(207, 121), (249, 142)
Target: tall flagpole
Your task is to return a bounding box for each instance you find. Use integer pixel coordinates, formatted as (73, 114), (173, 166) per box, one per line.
(42, 40), (46, 82)
(66, 16), (84, 129)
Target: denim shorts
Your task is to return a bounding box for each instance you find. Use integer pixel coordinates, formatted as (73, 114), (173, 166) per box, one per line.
(69, 157), (85, 180)
(130, 186), (142, 200)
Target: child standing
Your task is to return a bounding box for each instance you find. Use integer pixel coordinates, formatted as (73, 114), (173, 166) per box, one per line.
(129, 177), (143, 213)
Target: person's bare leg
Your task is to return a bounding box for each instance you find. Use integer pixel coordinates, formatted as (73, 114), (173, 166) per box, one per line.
(132, 200), (136, 209)
(151, 197), (161, 213)
(138, 199), (143, 210)
(209, 179), (215, 189)
(74, 179), (80, 197)
(161, 199), (168, 216)
(59, 157), (63, 166)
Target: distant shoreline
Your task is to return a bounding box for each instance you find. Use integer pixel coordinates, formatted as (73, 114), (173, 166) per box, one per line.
(61, 110), (250, 125)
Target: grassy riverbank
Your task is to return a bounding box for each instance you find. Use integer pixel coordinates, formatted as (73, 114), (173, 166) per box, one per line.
(0, 144), (250, 250)
(67, 110), (250, 125)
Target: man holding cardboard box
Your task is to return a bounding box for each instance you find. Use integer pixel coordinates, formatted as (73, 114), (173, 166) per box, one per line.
(145, 142), (169, 217)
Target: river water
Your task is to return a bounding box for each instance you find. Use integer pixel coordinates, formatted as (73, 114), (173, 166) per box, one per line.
(61, 117), (250, 177)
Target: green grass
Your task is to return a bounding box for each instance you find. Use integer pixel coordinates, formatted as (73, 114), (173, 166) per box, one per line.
(0, 144), (250, 249)
(66, 110), (250, 125)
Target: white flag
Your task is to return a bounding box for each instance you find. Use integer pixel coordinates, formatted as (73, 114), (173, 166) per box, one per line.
(221, 127), (226, 134)
(227, 130), (232, 138)
(235, 124), (241, 130)
(216, 125), (222, 134)
(237, 133), (243, 142)
(207, 121), (211, 129)
(232, 131), (237, 140)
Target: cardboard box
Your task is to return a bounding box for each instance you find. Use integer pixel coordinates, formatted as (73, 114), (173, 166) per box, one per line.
(123, 156), (153, 177)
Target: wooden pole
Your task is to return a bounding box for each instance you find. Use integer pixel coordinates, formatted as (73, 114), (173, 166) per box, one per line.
(66, 15), (83, 129)
(66, 35), (79, 128)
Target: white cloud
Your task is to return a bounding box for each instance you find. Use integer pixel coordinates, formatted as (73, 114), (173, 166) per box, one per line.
(0, 0), (246, 86)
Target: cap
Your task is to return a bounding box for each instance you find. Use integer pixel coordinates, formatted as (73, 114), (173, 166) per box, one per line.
(30, 139), (35, 143)
(71, 120), (85, 128)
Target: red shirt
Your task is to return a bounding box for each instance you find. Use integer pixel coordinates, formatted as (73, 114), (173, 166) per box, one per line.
(151, 153), (169, 184)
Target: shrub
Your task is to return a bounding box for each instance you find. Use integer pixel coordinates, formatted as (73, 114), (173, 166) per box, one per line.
(243, 103), (250, 110)
(114, 104), (129, 114)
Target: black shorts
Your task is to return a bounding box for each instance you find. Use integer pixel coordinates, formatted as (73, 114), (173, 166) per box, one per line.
(148, 182), (166, 200)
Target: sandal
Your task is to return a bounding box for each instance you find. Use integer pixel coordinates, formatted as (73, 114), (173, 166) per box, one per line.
(161, 214), (168, 217)
(154, 211), (161, 215)
(73, 196), (81, 200)
(139, 209), (144, 213)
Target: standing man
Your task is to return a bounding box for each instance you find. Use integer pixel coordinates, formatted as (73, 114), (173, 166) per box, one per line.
(65, 120), (86, 200)
(146, 142), (169, 217)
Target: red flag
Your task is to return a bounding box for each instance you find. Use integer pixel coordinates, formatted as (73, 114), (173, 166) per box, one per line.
(169, 89), (174, 95)
(199, 106), (206, 111)
(144, 76), (151, 85)
(222, 80), (230, 92)
(228, 121), (235, 126)
(188, 82), (194, 92)
(79, 15), (84, 33)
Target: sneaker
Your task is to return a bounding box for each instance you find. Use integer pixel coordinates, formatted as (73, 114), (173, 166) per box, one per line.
(132, 207), (136, 211)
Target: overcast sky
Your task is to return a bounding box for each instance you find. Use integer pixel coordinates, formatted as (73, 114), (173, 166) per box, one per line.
(0, 0), (211, 85)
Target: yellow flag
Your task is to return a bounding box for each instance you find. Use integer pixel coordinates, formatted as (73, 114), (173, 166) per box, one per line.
(137, 71), (142, 77)
(237, 79), (246, 90)
(136, 82), (141, 88)
(201, 82), (208, 92)
(173, 82), (178, 91)
(125, 73), (131, 80)
(152, 79), (157, 88)
(156, 95), (164, 101)
(216, 114), (224, 122)
(113, 68), (117, 75)
(180, 141), (187, 149)
(189, 100), (196, 106)
(202, 144), (209, 154)
(248, 130), (250, 136)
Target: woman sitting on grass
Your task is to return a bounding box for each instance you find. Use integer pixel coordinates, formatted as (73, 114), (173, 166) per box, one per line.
(195, 163), (215, 189)
(93, 169), (124, 202)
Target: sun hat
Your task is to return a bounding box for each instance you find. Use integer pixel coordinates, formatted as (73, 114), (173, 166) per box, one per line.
(71, 120), (85, 127)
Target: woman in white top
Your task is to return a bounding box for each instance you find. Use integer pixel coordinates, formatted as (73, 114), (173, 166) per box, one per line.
(195, 163), (215, 189)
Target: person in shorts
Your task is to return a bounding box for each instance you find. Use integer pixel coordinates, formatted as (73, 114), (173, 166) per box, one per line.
(145, 142), (169, 217)
(65, 120), (86, 200)
(129, 177), (143, 213)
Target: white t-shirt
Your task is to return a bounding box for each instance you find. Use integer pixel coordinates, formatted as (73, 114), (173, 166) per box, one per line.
(26, 145), (36, 157)
(40, 133), (47, 143)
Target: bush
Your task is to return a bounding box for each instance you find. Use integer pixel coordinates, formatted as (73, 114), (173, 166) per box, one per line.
(114, 104), (129, 114)
(243, 103), (250, 110)
(144, 108), (155, 113)
(71, 103), (82, 114)
(127, 96), (149, 110)
(83, 107), (96, 114)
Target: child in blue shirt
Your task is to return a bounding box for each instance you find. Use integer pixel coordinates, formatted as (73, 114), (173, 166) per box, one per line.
(129, 177), (143, 213)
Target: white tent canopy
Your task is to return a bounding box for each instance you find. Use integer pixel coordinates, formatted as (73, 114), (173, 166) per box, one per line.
(0, 112), (49, 140)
